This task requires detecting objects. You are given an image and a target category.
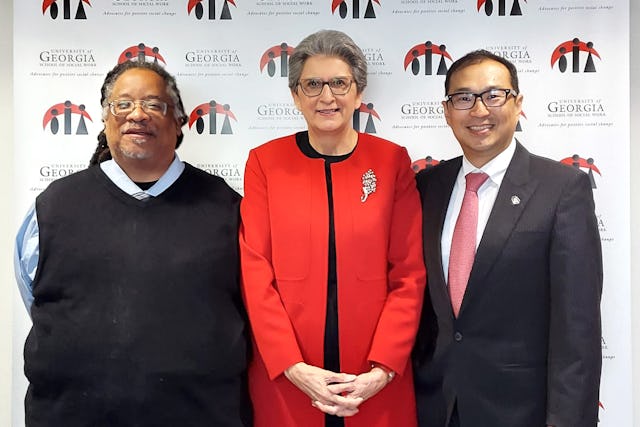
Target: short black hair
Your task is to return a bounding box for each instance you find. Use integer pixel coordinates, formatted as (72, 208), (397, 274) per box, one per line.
(444, 49), (519, 95)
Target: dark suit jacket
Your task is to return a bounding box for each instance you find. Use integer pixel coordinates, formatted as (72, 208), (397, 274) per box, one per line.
(413, 142), (602, 427)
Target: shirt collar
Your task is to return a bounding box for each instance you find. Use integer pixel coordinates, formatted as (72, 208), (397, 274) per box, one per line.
(460, 138), (516, 187)
(99, 154), (185, 197)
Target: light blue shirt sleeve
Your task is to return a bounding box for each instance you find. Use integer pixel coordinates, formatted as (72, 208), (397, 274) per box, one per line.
(14, 203), (39, 315)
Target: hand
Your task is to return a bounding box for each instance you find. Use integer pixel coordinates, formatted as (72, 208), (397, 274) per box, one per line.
(284, 362), (362, 417)
(343, 367), (390, 402)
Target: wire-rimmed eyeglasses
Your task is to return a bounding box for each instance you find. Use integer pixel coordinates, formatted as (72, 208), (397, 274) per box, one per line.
(108, 99), (170, 117)
(446, 89), (517, 110)
(297, 77), (354, 97)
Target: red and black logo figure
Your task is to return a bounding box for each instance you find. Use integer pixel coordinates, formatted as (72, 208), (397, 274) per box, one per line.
(42, 0), (91, 20)
(560, 154), (601, 189)
(411, 156), (440, 173)
(598, 402), (604, 422)
(187, 0), (236, 20)
(551, 38), (600, 73)
(331, 0), (380, 19)
(43, 101), (92, 135)
(353, 102), (380, 134)
(477, 0), (525, 16)
(118, 43), (166, 65)
(260, 43), (295, 78)
(188, 100), (237, 135)
(404, 41), (452, 76)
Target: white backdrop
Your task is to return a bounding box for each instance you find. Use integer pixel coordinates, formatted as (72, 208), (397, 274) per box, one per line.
(12, 0), (630, 425)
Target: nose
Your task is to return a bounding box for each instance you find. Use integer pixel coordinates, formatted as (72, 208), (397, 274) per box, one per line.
(318, 83), (336, 100)
(127, 102), (150, 121)
(469, 96), (490, 116)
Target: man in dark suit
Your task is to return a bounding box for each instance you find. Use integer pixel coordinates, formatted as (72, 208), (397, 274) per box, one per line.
(413, 50), (602, 427)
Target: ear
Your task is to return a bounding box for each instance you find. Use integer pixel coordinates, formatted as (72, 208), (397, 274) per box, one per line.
(175, 116), (184, 135)
(511, 94), (523, 124)
(291, 89), (301, 110)
(353, 90), (363, 110)
(442, 100), (452, 126)
(514, 93), (523, 114)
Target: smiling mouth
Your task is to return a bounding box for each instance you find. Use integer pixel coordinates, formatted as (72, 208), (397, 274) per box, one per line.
(124, 128), (154, 137)
(124, 128), (152, 135)
(123, 129), (153, 144)
(468, 124), (493, 132)
(317, 108), (340, 114)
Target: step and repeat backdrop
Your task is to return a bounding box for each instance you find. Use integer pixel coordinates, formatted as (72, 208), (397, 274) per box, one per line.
(13, 0), (630, 425)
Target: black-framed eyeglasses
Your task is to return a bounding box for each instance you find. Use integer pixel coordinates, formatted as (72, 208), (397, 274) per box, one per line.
(297, 77), (354, 97)
(108, 99), (170, 117)
(445, 89), (517, 110)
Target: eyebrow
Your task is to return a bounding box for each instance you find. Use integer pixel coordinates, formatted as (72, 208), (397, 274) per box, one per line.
(449, 85), (504, 93)
(300, 76), (351, 80)
(111, 94), (165, 100)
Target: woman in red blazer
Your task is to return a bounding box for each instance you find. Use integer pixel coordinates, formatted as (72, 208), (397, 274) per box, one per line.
(240, 29), (426, 427)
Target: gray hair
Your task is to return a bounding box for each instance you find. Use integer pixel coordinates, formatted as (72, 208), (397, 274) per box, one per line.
(288, 29), (367, 94)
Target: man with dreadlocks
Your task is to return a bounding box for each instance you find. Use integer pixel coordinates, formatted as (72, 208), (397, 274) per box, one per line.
(14, 60), (252, 427)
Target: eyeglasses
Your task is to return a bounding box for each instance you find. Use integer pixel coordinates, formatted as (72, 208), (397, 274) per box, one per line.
(108, 99), (170, 117)
(298, 77), (354, 97)
(446, 89), (517, 110)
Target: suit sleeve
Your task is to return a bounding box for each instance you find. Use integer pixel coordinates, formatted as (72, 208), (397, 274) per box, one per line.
(367, 147), (427, 376)
(546, 171), (602, 426)
(239, 149), (304, 380)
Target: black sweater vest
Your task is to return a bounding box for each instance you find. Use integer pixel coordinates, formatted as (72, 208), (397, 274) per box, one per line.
(25, 164), (251, 427)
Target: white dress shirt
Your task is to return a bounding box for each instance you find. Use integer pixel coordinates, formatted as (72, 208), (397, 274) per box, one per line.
(441, 140), (516, 283)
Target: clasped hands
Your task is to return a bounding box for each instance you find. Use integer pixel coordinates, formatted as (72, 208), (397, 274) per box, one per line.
(284, 362), (391, 417)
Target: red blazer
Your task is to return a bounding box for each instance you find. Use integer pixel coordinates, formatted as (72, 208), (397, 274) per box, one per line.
(240, 132), (426, 427)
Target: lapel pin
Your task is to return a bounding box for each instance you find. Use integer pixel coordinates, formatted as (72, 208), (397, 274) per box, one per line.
(511, 195), (521, 206)
(361, 169), (377, 202)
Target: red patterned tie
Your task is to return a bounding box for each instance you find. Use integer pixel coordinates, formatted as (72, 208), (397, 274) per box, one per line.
(448, 172), (489, 318)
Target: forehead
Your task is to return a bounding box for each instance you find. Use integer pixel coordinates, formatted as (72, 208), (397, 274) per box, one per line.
(449, 59), (511, 91)
(301, 55), (352, 77)
(111, 68), (167, 97)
